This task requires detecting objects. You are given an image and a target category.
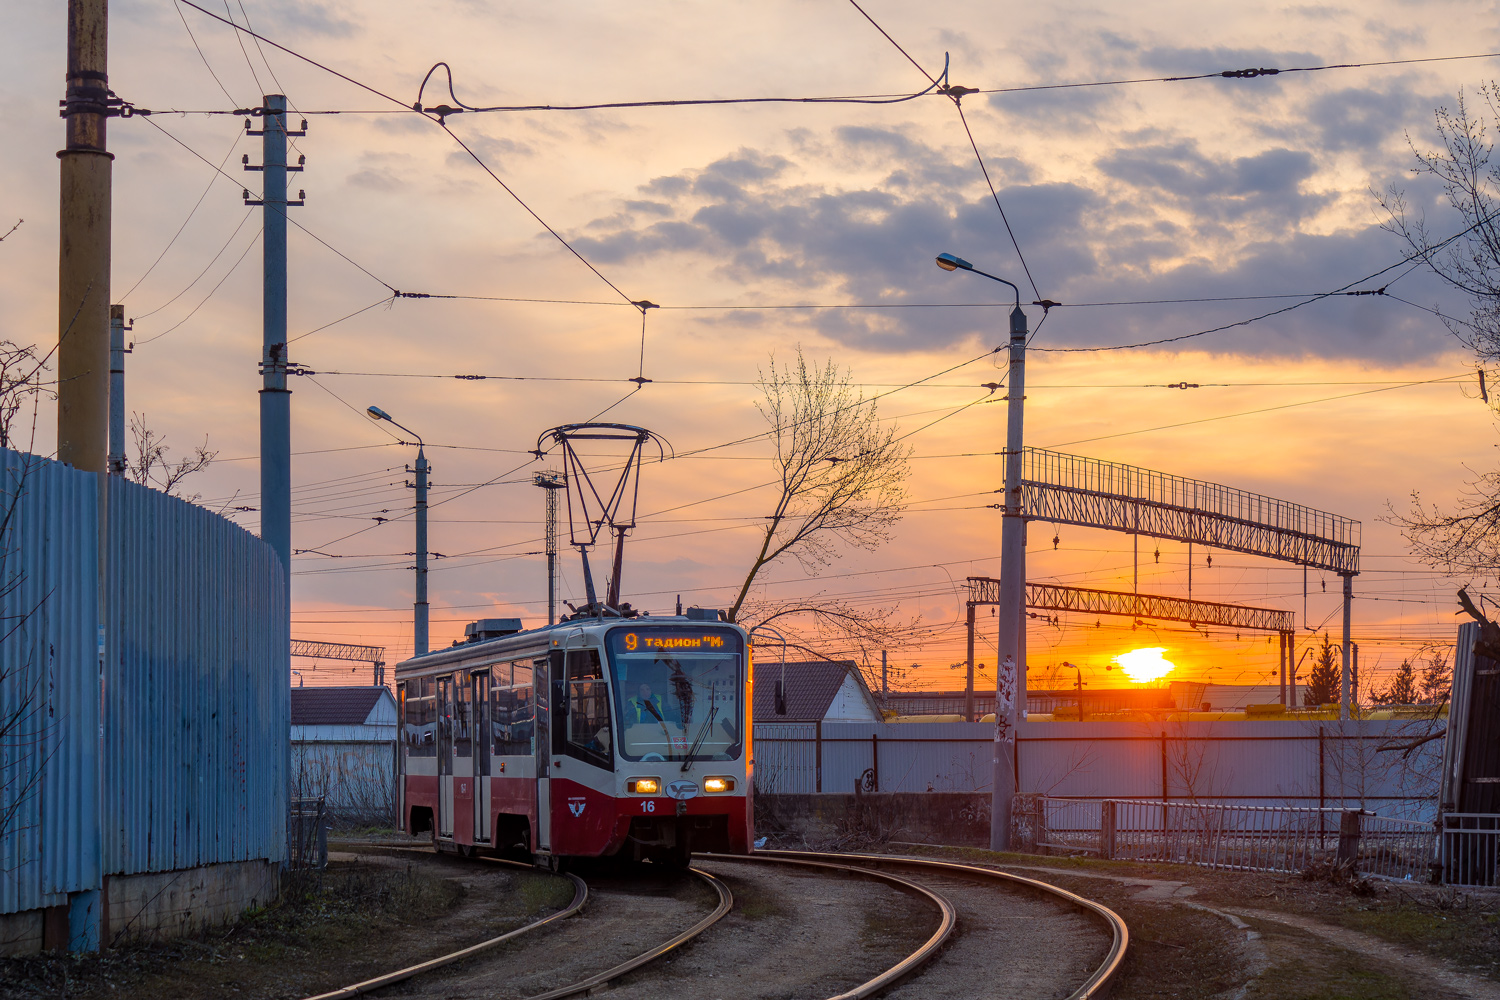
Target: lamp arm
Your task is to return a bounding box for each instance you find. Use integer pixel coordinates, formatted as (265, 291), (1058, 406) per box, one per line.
(966, 267), (1021, 308)
(385, 418), (423, 448)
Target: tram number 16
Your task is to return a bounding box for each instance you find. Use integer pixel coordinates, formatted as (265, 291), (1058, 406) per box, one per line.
(640, 800), (656, 813)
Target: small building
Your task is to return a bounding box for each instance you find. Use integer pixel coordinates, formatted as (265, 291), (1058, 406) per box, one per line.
(291, 687), (398, 827)
(752, 659), (882, 723)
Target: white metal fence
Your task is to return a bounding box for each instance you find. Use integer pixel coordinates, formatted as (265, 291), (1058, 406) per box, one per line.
(753, 718), (1446, 821)
(1440, 814), (1500, 887)
(1015, 796), (1435, 880)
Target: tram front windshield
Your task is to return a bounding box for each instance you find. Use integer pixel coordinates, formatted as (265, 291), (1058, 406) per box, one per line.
(608, 627), (743, 763)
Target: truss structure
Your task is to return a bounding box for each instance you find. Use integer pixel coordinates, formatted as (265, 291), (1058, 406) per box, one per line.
(291, 639), (387, 685)
(291, 639), (385, 663)
(1018, 448), (1360, 575)
(967, 577), (1293, 632)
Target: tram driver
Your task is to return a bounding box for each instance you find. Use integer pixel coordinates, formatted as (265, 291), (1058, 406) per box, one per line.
(628, 681), (667, 725)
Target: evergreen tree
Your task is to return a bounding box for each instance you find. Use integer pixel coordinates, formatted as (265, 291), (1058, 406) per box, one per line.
(1418, 654), (1452, 705)
(1373, 659), (1419, 706)
(1303, 636), (1341, 706)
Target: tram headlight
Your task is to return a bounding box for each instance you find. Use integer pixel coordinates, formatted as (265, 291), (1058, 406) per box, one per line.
(629, 777), (660, 794)
(703, 777), (734, 793)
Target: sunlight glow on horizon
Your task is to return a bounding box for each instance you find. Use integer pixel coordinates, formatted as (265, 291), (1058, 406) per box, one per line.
(1113, 647), (1176, 683)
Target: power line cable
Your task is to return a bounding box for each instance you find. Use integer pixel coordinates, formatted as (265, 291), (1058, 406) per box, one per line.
(138, 114), (399, 295)
(173, 0), (638, 309)
(1042, 372), (1472, 448)
(843, 0), (1043, 300)
(129, 205), (255, 323)
(288, 296), (396, 345)
(1032, 211), (1500, 352)
(134, 226), (263, 346)
(173, 0), (239, 107)
(125, 47), (1500, 119)
(220, 0), (265, 96)
(411, 58), (946, 114)
(120, 130), (242, 302)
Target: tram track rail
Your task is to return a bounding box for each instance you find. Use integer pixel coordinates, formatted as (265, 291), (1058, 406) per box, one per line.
(699, 852), (957, 1000)
(744, 849), (1130, 1000)
(310, 842), (1125, 1000)
(302, 857), (589, 1000)
(301, 850), (733, 1000)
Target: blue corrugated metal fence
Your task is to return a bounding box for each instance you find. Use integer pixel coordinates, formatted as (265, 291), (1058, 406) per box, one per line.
(0, 449), (288, 940)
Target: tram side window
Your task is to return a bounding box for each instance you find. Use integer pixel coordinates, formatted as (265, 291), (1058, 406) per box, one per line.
(490, 659), (534, 756)
(453, 676), (473, 757)
(512, 662), (534, 755)
(487, 661), (512, 757)
(403, 677), (437, 757)
(565, 650), (613, 769)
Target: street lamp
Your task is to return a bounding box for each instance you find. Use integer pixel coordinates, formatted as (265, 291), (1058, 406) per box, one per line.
(935, 252), (1028, 851)
(368, 405), (430, 657)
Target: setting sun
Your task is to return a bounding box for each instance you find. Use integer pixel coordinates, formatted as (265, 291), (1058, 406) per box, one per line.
(1113, 648), (1176, 684)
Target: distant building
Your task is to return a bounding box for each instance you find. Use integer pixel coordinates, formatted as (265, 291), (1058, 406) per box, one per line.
(291, 686), (398, 827)
(753, 659), (882, 723)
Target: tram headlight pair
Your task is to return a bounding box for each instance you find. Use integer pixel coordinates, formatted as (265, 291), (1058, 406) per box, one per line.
(703, 777), (734, 793)
(628, 777), (660, 794)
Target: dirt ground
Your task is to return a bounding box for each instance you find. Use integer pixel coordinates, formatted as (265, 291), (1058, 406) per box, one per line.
(889, 843), (1500, 1000)
(7, 836), (1497, 1000)
(0, 849), (574, 1000)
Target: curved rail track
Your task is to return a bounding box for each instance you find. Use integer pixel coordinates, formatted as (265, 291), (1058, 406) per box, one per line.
(750, 849), (1130, 1000)
(308, 845), (1127, 1000)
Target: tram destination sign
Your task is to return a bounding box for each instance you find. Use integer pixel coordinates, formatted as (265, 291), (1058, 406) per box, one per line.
(618, 631), (728, 652)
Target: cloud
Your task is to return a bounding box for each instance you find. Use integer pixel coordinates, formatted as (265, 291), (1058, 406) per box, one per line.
(1305, 83), (1433, 152)
(261, 0), (358, 39)
(1097, 140), (1330, 226)
(564, 123), (1466, 362)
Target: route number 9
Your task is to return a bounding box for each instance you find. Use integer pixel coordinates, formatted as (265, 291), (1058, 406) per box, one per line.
(625, 633), (638, 651)
(641, 799), (655, 813)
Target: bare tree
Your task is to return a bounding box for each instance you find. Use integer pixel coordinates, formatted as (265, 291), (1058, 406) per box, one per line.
(128, 411), (216, 500)
(1382, 85), (1500, 569)
(0, 343), (52, 452)
(724, 349), (913, 669)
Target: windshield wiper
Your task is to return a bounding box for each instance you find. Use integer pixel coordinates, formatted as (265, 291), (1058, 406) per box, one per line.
(681, 705), (718, 772)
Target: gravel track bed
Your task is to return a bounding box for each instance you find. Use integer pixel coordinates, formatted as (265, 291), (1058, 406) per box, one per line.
(598, 859), (938, 1000)
(374, 864), (715, 999)
(879, 871), (1109, 999)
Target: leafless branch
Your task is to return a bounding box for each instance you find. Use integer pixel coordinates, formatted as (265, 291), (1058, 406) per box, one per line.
(128, 412), (217, 500)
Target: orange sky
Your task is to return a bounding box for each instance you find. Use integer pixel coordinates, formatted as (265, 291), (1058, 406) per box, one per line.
(6, 0), (1498, 694)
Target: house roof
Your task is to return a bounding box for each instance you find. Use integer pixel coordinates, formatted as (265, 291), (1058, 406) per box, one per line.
(291, 686), (391, 726)
(752, 659), (872, 722)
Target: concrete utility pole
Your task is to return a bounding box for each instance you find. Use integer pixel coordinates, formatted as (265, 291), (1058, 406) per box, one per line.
(367, 406), (427, 655)
(1340, 573), (1353, 720)
(992, 300), (1028, 851)
(57, 0), (112, 473)
(935, 252), (1027, 852)
(247, 95), (303, 590)
(414, 445), (428, 655)
(108, 305), (126, 475)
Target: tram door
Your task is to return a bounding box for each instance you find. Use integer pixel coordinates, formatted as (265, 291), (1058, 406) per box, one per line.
(533, 657), (551, 852)
(472, 669), (491, 842)
(437, 674), (455, 838)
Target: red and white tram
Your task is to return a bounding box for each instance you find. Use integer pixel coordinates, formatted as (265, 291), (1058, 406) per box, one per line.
(396, 612), (753, 866)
